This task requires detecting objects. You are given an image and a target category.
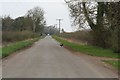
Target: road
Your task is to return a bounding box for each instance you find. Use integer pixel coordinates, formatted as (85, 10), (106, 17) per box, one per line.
(2, 36), (118, 78)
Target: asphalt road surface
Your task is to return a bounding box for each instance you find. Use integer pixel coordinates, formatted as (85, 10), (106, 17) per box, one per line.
(2, 36), (118, 78)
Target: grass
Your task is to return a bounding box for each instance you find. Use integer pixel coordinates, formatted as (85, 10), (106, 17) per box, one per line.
(53, 36), (119, 58)
(1, 37), (40, 58)
(102, 60), (120, 70)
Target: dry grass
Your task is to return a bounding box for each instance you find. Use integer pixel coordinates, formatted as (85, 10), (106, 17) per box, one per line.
(2, 31), (39, 46)
(57, 31), (93, 45)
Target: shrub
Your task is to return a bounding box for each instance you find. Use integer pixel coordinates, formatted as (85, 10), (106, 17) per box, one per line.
(57, 30), (93, 44)
(2, 31), (39, 45)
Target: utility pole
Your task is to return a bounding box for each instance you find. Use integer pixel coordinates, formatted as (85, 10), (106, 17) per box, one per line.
(56, 19), (63, 33)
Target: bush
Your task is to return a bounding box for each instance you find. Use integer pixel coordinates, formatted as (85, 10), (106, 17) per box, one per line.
(57, 30), (93, 44)
(2, 31), (39, 45)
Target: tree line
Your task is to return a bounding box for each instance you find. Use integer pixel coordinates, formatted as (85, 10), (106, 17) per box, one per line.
(65, 1), (120, 53)
(2, 6), (59, 34)
(2, 7), (46, 34)
(2, 6), (59, 44)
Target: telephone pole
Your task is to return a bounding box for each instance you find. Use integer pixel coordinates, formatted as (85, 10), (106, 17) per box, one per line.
(56, 19), (63, 33)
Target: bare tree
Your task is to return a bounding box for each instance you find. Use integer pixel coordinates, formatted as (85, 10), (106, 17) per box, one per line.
(65, 0), (120, 52)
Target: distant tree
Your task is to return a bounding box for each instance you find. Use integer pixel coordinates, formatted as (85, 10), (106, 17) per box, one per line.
(2, 16), (14, 31)
(26, 6), (46, 33)
(23, 16), (33, 31)
(12, 17), (25, 31)
(43, 25), (59, 35)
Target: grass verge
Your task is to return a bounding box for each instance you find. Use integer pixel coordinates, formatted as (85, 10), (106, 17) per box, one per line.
(53, 36), (119, 58)
(1, 37), (40, 58)
(102, 60), (120, 71)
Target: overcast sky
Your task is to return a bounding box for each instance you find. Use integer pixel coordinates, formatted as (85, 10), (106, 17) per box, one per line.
(0, 0), (76, 32)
